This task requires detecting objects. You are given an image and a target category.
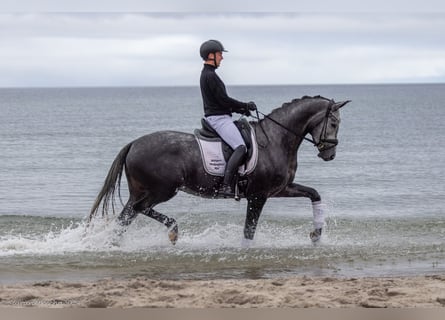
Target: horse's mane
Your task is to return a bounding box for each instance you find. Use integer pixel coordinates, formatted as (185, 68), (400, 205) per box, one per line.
(268, 95), (333, 117)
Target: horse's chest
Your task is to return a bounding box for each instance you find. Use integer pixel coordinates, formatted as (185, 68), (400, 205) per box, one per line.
(264, 169), (292, 192)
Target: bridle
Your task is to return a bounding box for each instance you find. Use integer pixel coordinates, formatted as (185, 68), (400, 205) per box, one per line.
(253, 104), (338, 152)
(314, 104), (339, 152)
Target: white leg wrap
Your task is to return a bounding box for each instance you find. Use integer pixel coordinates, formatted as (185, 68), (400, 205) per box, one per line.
(312, 201), (325, 229)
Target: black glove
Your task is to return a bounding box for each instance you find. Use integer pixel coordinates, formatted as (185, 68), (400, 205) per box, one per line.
(243, 109), (251, 117)
(247, 101), (257, 111)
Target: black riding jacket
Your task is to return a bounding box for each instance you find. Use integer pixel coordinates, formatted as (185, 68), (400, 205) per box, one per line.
(200, 64), (249, 117)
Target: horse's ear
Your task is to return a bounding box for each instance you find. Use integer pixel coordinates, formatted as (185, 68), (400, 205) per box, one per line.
(332, 100), (351, 111)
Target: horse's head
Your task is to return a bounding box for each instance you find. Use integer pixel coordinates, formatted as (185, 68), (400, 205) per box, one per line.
(309, 100), (350, 161)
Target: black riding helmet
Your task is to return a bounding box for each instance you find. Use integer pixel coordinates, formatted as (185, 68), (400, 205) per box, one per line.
(199, 40), (228, 61)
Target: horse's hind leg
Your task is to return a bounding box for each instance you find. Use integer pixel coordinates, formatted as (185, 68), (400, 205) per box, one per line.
(140, 207), (178, 245)
(109, 200), (138, 242)
(114, 198), (179, 245)
(117, 200), (138, 227)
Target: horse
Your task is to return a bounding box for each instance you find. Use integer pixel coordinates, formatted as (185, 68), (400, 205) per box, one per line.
(88, 95), (350, 245)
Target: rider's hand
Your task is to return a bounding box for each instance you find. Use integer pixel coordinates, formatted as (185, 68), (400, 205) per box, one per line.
(247, 101), (257, 111)
(243, 109), (252, 117)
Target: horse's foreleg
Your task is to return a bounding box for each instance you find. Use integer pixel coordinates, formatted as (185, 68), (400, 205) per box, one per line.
(244, 195), (267, 241)
(275, 182), (321, 202)
(274, 183), (324, 242)
(141, 207), (178, 245)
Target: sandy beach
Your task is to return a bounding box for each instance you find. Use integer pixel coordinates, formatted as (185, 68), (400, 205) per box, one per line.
(1, 274), (445, 308)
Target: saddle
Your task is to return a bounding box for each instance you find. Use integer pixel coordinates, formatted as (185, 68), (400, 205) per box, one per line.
(194, 118), (258, 199)
(194, 118), (254, 163)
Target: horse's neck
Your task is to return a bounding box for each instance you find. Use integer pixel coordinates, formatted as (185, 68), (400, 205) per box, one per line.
(264, 101), (324, 146)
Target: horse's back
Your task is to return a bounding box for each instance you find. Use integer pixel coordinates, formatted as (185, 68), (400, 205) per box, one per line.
(129, 130), (195, 159)
(125, 130), (200, 182)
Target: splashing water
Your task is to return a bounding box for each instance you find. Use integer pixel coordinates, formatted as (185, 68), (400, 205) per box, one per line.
(1, 211), (444, 283)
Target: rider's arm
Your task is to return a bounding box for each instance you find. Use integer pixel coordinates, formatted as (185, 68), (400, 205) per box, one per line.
(209, 73), (250, 114)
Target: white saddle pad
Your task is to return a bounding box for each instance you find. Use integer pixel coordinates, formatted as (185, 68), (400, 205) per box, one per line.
(195, 128), (258, 177)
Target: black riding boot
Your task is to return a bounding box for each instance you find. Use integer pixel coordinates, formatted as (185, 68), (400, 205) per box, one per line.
(218, 145), (247, 198)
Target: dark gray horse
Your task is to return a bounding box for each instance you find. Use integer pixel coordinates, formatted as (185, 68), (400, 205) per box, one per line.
(89, 95), (350, 245)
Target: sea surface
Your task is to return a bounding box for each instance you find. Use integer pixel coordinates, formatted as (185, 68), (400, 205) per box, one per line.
(0, 84), (444, 283)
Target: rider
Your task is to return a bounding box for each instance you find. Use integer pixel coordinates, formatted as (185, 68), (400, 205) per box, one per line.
(199, 39), (257, 198)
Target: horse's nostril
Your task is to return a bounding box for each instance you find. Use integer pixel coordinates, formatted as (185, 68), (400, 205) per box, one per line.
(330, 154), (335, 160)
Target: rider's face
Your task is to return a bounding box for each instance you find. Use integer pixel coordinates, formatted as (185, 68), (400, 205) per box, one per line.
(208, 51), (223, 67)
(214, 51), (223, 66)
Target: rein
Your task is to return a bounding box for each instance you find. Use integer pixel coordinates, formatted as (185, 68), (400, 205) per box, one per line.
(252, 105), (338, 151)
(255, 110), (316, 145)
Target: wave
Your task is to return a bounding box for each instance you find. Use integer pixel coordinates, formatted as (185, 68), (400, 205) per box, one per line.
(1, 214), (444, 280)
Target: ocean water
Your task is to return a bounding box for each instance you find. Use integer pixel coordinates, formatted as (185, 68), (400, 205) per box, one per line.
(0, 84), (444, 283)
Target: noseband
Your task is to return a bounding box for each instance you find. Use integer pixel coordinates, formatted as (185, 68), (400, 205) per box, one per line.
(255, 103), (338, 152)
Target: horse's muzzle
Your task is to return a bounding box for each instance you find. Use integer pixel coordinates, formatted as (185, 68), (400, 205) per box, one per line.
(318, 152), (336, 161)
(317, 139), (338, 161)
(318, 145), (336, 161)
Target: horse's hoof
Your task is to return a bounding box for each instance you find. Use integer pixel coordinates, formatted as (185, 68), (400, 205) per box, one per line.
(168, 224), (178, 245)
(310, 228), (322, 243)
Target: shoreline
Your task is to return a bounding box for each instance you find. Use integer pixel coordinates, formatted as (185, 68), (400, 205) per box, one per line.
(1, 274), (445, 308)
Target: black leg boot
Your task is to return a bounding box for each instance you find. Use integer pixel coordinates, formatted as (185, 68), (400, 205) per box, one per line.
(219, 145), (247, 198)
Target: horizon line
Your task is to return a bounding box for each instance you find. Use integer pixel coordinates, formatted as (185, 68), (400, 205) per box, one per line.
(1, 81), (444, 90)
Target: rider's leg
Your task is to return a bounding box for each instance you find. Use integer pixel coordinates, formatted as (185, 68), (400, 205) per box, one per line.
(205, 115), (247, 197)
(220, 145), (247, 196)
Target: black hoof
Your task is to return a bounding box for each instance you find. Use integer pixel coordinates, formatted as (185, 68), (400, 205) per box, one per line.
(168, 224), (179, 245)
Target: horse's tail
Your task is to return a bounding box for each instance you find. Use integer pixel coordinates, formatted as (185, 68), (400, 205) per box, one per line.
(88, 142), (132, 222)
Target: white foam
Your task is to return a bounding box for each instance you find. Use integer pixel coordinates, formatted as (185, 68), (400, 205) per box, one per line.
(0, 215), (319, 257)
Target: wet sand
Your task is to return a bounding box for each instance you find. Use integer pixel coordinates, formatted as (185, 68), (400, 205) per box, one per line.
(1, 274), (445, 308)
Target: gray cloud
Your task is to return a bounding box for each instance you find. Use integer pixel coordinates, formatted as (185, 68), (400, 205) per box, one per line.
(3, 0), (445, 13)
(1, 12), (445, 87)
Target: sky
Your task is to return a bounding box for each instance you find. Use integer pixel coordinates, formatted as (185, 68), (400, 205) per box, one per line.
(1, 1), (445, 87)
